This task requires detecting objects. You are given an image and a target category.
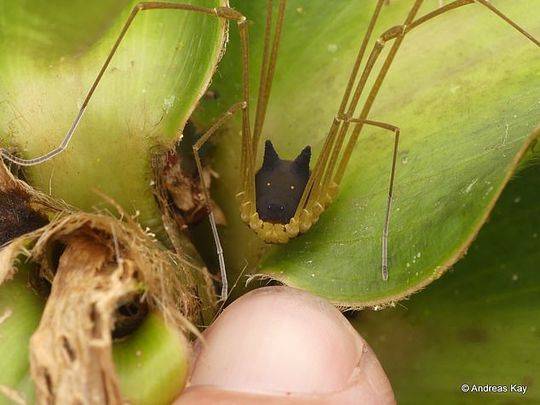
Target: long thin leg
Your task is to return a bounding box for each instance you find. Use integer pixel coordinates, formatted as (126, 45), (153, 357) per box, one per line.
(349, 118), (400, 281)
(0, 2), (250, 167)
(309, 0), (538, 279)
(252, 0), (274, 145)
(295, 0), (387, 214)
(333, 0), (539, 185)
(252, 0), (287, 155)
(0, 1), (253, 302)
(193, 101), (247, 302)
(411, 0), (539, 45)
(322, 1), (424, 195)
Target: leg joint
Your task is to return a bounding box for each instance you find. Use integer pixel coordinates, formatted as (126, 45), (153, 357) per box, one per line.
(378, 24), (406, 44)
(214, 6), (245, 22)
(335, 113), (352, 123)
(337, 115), (401, 135)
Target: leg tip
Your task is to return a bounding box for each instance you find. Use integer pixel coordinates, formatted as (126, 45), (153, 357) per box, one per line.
(220, 287), (229, 304)
(381, 266), (388, 281)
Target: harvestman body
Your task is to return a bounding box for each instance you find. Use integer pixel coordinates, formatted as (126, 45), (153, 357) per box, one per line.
(1, 1), (538, 301)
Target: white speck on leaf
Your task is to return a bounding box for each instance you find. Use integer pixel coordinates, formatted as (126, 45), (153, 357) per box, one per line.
(163, 95), (176, 111)
(327, 44), (338, 53)
(464, 178), (478, 194)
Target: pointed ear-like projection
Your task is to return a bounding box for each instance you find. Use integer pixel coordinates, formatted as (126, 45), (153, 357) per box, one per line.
(293, 145), (311, 173)
(262, 140), (280, 169)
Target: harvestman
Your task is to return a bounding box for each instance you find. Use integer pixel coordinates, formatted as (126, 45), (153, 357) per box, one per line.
(1, 1), (538, 300)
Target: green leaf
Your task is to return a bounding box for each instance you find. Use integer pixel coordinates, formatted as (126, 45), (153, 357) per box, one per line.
(0, 265), (42, 405)
(353, 160), (540, 404)
(0, 0), (226, 234)
(195, 0), (540, 305)
(0, 267), (189, 404)
(113, 312), (189, 405)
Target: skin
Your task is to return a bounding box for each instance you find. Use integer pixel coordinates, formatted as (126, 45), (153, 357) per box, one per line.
(175, 287), (395, 404)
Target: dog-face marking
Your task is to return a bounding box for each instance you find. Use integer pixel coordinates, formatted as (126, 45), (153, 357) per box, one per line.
(255, 140), (311, 224)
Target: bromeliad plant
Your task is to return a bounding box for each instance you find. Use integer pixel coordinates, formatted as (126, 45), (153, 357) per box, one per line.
(0, 0), (538, 403)
(0, 0), (226, 402)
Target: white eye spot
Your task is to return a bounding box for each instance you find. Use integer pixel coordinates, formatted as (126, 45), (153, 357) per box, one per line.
(290, 185), (295, 190)
(266, 182), (271, 187)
